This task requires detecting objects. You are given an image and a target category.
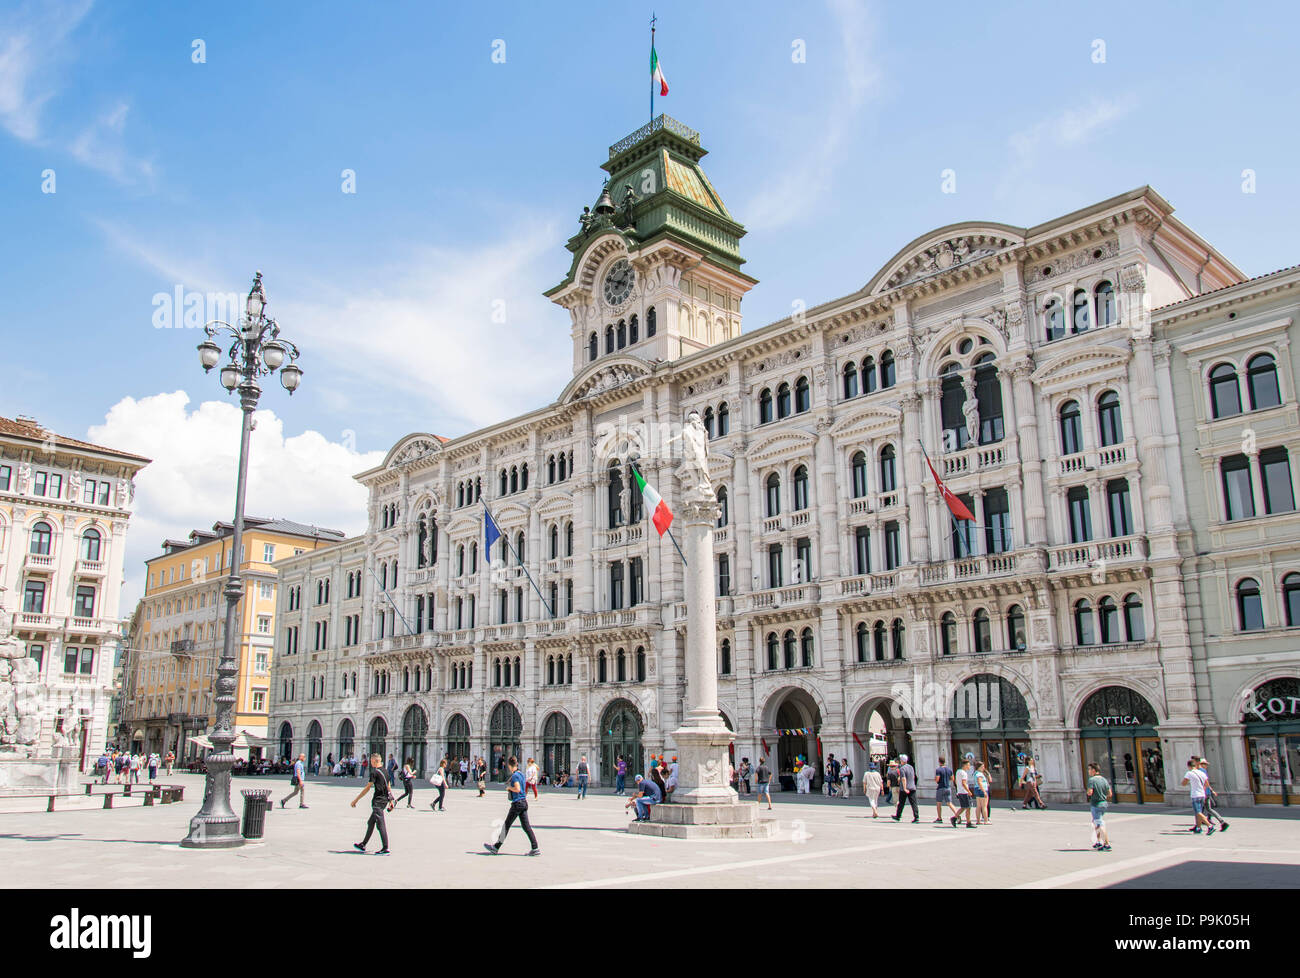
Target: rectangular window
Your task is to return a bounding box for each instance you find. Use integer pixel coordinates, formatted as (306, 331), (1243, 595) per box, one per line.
(795, 537), (812, 582)
(951, 494), (976, 557)
(34, 471), (47, 495)
(1106, 479), (1133, 537)
(252, 691), (266, 712)
(1067, 487), (1093, 543)
(630, 557), (644, 606)
(74, 586), (96, 619)
(79, 648), (94, 675)
(23, 580), (46, 614)
(97, 481), (110, 505)
(255, 651), (268, 672)
(1221, 455), (1255, 521)
(514, 588), (523, 622)
(1261, 447), (1296, 514)
(884, 521), (901, 570)
(717, 554), (731, 597)
(64, 647), (79, 674)
(0, 464), (10, 491)
(48, 473), (62, 498)
(499, 590), (508, 624)
(83, 478), (96, 503)
(768, 545), (783, 588)
(263, 544), (275, 563)
(610, 562), (624, 610)
(565, 580), (573, 616)
(984, 488), (1012, 553)
(259, 582), (273, 599)
(855, 527), (871, 575)
(28, 644), (44, 671)
(257, 615), (271, 634)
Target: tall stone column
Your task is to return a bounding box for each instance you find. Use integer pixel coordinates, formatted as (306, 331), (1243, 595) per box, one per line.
(1012, 361), (1048, 547)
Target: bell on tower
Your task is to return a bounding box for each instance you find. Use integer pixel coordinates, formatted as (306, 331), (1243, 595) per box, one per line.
(593, 181), (616, 217)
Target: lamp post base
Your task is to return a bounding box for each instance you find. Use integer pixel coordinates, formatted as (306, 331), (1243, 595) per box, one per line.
(180, 814), (245, 849)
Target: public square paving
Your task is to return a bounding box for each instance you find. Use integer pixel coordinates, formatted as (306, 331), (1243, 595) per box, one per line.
(2, 774), (1299, 889)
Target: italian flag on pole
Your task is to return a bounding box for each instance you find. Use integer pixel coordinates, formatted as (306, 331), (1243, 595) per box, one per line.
(634, 466), (673, 536)
(651, 43), (669, 96)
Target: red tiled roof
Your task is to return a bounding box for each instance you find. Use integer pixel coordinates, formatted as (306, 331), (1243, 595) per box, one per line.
(1153, 263), (1300, 313)
(0, 416), (151, 464)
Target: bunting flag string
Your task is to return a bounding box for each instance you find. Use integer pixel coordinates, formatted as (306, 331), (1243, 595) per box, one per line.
(774, 727), (813, 737)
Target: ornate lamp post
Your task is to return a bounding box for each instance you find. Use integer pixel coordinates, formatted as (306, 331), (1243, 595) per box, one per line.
(182, 272), (302, 848)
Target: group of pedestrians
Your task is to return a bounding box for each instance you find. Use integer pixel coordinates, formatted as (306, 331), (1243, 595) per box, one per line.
(93, 750), (166, 784)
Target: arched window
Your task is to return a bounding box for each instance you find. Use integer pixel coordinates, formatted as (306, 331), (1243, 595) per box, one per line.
(547, 455), (556, 484)
(800, 627), (814, 667)
(510, 466), (518, 494)
(891, 618), (905, 659)
(941, 364), (969, 449)
(1209, 363), (1242, 418)
(616, 647), (627, 682)
(605, 324), (615, 355)
(559, 452), (568, 480)
(549, 524), (558, 559)
(1072, 289), (1090, 333)
(851, 451), (868, 497)
(703, 406), (715, 439)
(880, 349), (896, 389)
(1237, 578), (1264, 631)
(1060, 400), (1083, 455)
(629, 314), (638, 345)
(1075, 599), (1096, 645)
(635, 646), (646, 682)
(1095, 280), (1115, 326)
(565, 521), (574, 556)
(457, 482), (465, 507)
(765, 473), (781, 517)
(1247, 353), (1282, 410)
(1098, 390), (1123, 446)
(720, 638), (732, 675)
(973, 353), (1004, 444)
(1284, 574), (1300, 627)
(716, 486), (729, 527)
(776, 383), (792, 419)
(515, 531), (525, 564)
(646, 306), (657, 337)
(499, 469), (508, 496)
(782, 630), (796, 669)
(973, 609), (992, 653)
(1006, 605), (1026, 651)
(855, 621), (869, 662)
(1045, 296), (1066, 341)
(588, 332), (598, 361)
(597, 650), (607, 683)
(617, 319), (627, 349)
(766, 632), (779, 670)
(30, 521), (52, 555)
(521, 463), (529, 491)
(940, 612), (957, 655)
(862, 356), (877, 394)
(1098, 595), (1120, 643)
(793, 465), (809, 511)
(80, 528), (102, 562)
(843, 361), (859, 399)
(794, 375), (811, 413)
(759, 388), (773, 424)
(879, 445), (897, 493)
(717, 401), (729, 435)
(873, 620), (887, 661)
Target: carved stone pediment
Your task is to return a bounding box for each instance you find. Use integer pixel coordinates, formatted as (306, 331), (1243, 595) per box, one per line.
(877, 233), (1019, 293)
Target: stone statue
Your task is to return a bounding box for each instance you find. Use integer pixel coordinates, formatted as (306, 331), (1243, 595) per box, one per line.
(69, 471), (82, 498)
(579, 206), (594, 234)
(128, 478), (136, 504)
(423, 519), (435, 566)
(669, 410), (712, 500)
(618, 479), (631, 525)
(17, 463), (31, 494)
(962, 381), (979, 445)
(619, 184), (637, 227)
(0, 607), (40, 755)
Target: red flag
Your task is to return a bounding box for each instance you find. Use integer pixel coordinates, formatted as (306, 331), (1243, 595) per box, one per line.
(761, 738), (770, 756)
(925, 451), (976, 522)
(852, 732), (866, 752)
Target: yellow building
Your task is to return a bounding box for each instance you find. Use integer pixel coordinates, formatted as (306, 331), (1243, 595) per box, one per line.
(122, 517), (344, 759)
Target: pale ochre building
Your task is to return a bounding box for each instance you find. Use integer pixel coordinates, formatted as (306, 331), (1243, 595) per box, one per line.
(121, 517), (343, 758)
(0, 415), (149, 766)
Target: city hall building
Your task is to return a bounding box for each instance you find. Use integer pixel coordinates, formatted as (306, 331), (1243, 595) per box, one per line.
(269, 115), (1299, 805)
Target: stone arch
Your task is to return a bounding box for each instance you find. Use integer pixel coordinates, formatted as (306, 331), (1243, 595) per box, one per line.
(1064, 679), (1167, 732)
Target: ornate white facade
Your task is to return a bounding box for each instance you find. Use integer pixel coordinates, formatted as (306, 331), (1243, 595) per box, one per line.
(269, 117), (1295, 804)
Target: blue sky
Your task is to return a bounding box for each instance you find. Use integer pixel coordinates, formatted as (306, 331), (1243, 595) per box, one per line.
(2, 0), (1298, 603)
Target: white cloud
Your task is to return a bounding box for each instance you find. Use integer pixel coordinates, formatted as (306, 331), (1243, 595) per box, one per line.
(87, 391), (385, 612)
(69, 99), (155, 186)
(1000, 94), (1138, 196)
(742, 0), (883, 230)
(0, 0), (93, 143)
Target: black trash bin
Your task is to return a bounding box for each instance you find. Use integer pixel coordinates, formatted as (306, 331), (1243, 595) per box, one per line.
(241, 788), (273, 839)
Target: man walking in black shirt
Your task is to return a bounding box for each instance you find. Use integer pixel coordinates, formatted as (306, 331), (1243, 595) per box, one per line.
(890, 754), (920, 822)
(351, 753), (394, 854)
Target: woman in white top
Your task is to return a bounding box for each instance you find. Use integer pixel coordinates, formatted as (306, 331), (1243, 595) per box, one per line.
(525, 758), (540, 799)
(428, 761), (447, 811)
(861, 764), (883, 817)
(839, 760), (853, 798)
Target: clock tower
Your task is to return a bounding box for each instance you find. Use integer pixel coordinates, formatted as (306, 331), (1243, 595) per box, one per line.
(546, 115), (757, 377)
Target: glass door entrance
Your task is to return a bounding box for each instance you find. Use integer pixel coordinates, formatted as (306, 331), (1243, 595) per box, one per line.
(1135, 737), (1165, 802)
(1247, 734), (1299, 804)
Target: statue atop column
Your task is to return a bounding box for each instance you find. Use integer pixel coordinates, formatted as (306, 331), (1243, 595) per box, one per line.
(0, 606), (40, 755)
(962, 379), (980, 446)
(672, 411), (713, 503)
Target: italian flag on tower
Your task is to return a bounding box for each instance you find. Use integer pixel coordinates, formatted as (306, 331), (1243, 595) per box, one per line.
(651, 40), (668, 96)
(634, 466), (673, 536)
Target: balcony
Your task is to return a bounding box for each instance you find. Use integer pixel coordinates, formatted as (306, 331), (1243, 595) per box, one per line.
(170, 639), (196, 654)
(745, 585), (813, 613)
(714, 527), (730, 544)
(76, 559), (106, 578)
(941, 444), (1008, 479)
(921, 552), (1019, 585)
(789, 510), (812, 530)
(580, 608), (649, 632)
(1060, 443), (1131, 477)
(24, 552), (54, 572)
(838, 573), (898, 597)
(602, 525), (644, 548)
(848, 492), (900, 517)
(16, 612), (57, 630)
(761, 516), (785, 534)
(1050, 534), (1148, 570)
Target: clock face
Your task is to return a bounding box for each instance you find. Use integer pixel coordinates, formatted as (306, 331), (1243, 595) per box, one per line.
(603, 259), (635, 306)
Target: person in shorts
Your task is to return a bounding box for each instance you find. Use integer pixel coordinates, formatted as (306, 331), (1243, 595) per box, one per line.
(1086, 762), (1112, 851)
(951, 756), (975, 828)
(933, 755), (958, 823)
(1197, 758), (1229, 832)
(756, 757), (773, 810)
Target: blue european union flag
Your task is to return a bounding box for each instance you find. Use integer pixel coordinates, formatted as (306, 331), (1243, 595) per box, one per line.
(483, 503), (501, 562)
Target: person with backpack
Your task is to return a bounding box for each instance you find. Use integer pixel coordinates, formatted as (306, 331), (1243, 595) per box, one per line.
(429, 760), (448, 812)
(476, 757), (488, 796)
(839, 758), (853, 798)
(739, 758), (752, 794)
(1086, 762), (1112, 851)
(147, 752), (159, 781)
(824, 754), (840, 797)
(279, 753), (309, 809)
(575, 755), (590, 800)
(398, 757), (416, 808)
(483, 756), (540, 856)
(352, 753), (394, 854)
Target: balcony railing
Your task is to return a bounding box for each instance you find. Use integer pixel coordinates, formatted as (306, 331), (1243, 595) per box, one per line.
(76, 559), (106, 577)
(941, 444), (1008, 478)
(1050, 534), (1147, 570)
(24, 552), (54, 570)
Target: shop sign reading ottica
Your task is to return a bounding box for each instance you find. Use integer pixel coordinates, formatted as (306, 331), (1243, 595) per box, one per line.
(1093, 715), (1144, 726)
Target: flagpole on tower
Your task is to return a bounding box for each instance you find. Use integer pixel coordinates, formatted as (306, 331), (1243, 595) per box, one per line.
(650, 12), (657, 124)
